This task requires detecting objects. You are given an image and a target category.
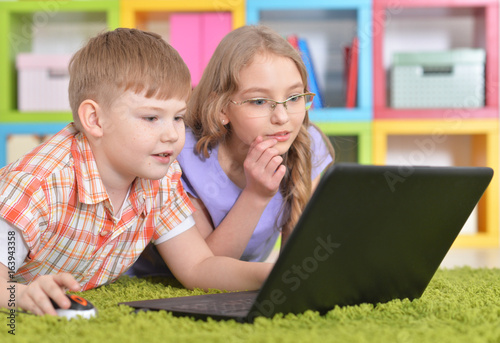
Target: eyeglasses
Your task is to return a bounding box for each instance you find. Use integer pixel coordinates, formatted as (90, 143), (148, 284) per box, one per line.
(229, 92), (315, 118)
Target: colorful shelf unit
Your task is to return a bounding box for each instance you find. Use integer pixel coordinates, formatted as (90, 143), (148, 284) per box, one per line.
(373, 0), (499, 119)
(120, 0), (245, 86)
(0, 0), (119, 168)
(0, 0), (120, 123)
(316, 122), (372, 165)
(372, 119), (499, 247)
(246, 0), (372, 122)
(0, 0), (497, 247)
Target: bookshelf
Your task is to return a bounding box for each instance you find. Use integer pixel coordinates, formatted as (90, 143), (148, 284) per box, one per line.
(246, 0), (373, 164)
(0, 0), (497, 247)
(373, 119), (499, 247)
(0, 123), (67, 167)
(372, 0), (499, 247)
(0, 0), (120, 123)
(0, 0), (119, 166)
(120, 0), (245, 86)
(317, 122), (372, 164)
(373, 0), (498, 120)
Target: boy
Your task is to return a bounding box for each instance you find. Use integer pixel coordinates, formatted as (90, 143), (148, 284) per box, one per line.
(0, 28), (272, 316)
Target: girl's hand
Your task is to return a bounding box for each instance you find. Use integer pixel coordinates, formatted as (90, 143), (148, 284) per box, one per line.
(243, 136), (286, 200)
(16, 273), (81, 316)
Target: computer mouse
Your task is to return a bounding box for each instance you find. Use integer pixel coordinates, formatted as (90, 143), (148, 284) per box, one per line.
(51, 294), (97, 319)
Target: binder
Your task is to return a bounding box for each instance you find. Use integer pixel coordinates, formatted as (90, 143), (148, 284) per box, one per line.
(170, 14), (202, 85)
(297, 37), (323, 109)
(170, 13), (232, 86)
(201, 13), (232, 71)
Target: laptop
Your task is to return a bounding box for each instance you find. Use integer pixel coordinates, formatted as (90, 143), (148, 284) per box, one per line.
(120, 163), (493, 323)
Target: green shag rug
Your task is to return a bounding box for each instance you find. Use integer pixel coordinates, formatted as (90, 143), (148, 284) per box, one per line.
(2, 267), (500, 343)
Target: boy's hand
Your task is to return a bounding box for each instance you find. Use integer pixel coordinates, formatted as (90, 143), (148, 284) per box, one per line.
(243, 136), (286, 200)
(16, 273), (81, 316)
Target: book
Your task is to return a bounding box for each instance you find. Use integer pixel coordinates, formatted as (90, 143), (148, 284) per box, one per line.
(287, 34), (299, 50)
(296, 37), (323, 109)
(345, 37), (359, 108)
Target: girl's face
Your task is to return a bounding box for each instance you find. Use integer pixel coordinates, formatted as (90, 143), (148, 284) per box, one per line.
(222, 53), (307, 156)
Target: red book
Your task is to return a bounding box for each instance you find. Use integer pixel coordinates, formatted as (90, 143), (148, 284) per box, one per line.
(345, 37), (359, 108)
(287, 34), (299, 50)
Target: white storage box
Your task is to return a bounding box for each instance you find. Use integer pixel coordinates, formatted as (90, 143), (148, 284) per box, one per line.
(16, 54), (72, 112)
(390, 49), (485, 109)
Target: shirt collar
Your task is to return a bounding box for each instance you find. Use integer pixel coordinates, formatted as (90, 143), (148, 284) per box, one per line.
(129, 178), (160, 216)
(71, 130), (109, 205)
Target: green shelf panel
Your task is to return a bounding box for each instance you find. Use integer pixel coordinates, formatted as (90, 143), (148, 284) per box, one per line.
(0, 0), (120, 122)
(314, 121), (372, 164)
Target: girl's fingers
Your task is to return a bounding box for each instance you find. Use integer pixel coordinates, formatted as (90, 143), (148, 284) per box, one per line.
(247, 137), (277, 162)
(265, 155), (284, 174)
(271, 165), (287, 184)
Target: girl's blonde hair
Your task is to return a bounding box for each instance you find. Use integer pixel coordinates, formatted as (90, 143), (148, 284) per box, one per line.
(187, 25), (334, 237)
(68, 28), (191, 130)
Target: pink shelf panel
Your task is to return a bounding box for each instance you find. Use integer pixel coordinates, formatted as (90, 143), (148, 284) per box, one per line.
(170, 12), (232, 86)
(373, 0), (498, 119)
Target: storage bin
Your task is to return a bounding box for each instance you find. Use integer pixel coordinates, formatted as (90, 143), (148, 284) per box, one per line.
(16, 54), (72, 112)
(390, 49), (485, 109)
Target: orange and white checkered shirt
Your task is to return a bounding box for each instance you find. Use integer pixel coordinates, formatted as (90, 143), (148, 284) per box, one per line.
(0, 124), (194, 290)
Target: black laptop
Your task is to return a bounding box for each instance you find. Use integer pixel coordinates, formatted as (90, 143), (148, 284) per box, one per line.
(120, 163), (493, 322)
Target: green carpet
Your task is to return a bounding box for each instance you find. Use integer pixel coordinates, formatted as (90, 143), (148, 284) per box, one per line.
(2, 267), (500, 343)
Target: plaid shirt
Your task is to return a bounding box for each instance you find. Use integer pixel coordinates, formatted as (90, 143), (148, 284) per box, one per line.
(0, 124), (194, 290)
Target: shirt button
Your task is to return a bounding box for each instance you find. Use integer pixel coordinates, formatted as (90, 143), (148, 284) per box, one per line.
(100, 231), (109, 236)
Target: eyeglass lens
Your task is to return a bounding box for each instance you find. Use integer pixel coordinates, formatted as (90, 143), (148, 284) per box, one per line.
(249, 94), (314, 117)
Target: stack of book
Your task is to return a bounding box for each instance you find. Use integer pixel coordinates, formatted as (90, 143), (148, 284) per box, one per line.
(287, 35), (359, 109)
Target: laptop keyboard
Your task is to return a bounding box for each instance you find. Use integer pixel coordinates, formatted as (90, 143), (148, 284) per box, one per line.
(168, 297), (255, 315)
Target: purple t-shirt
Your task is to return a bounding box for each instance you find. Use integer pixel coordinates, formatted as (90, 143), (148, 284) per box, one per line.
(177, 125), (333, 262)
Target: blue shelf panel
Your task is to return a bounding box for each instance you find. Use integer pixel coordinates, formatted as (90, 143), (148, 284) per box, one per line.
(247, 0), (372, 22)
(0, 122), (67, 167)
(246, 0), (373, 113)
(309, 108), (371, 122)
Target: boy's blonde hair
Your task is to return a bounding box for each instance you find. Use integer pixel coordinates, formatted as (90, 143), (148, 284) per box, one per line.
(187, 25), (334, 238)
(68, 28), (191, 130)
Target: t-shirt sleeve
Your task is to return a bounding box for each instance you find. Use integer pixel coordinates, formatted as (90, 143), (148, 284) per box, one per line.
(0, 171), (47, 254)
(152, 162), (196, 243)
(0, 218), (29, 272)
(308, 125), (334, 179)
(154, 215), (195, 245)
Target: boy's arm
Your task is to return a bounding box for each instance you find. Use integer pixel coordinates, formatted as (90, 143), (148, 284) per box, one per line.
(0, 220), (78, 315)
(0, 263), (81, 315)
(156, 226), (273, 291)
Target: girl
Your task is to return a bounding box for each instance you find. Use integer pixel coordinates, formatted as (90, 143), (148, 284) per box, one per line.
(129, 25), (334, 276)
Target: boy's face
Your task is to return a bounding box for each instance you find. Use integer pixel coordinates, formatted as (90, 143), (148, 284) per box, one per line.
(98, 90), (186, 183)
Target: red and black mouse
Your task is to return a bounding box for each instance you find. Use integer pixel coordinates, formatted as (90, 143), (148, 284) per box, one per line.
(51, 294), (97, 319)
